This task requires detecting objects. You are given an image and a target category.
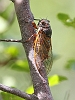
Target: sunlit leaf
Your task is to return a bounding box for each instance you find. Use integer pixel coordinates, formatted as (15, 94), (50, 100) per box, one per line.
(0, 3), (13, 19)
(0, 3), (15, 33)
(48, 75), (67, 86)
(5, 46), (19, 58)
(26, 85), (34, 94)
(57, 13), (75, 28)
(1, 91), (24, 100)
(11, 60), (29, 72)
(65, 59), (75, 70)
(0, 17), (8, 33)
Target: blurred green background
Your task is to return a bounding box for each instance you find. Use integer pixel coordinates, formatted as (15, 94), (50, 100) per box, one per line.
(0, 0), (75, 100)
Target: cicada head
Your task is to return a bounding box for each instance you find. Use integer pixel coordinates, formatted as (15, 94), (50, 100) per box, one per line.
(37, 19), (52, 37)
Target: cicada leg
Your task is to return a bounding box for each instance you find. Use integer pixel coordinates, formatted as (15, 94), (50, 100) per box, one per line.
(23, 21), (37, 43)
(24, 34), (36, 43)
(32, 21), (38, 29)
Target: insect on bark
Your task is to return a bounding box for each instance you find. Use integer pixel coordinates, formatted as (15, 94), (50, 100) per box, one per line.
(30, 19), (53, 75)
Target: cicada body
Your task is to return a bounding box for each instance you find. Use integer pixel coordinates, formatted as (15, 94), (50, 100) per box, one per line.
(32, 19), (53, 75)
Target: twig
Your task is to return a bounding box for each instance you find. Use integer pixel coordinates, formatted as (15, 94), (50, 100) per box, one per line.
(0, 84), (38, 100)
(0, 39), (22, 43)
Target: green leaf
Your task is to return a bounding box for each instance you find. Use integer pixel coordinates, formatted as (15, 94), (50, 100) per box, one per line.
(1, 92), (24, 100)
(57, 13), (70, 21)
(65, 59), (75, 70)
(0, 16), (8, 33)
(0, 3), (13, 20)
(48, 74), (67, 86)
(11, 60), (29, 72)
(0, 4), (15, 33)
(26, 85), (34, 94)
(57, 13), (75, 28)
(5, 46), (19, 58)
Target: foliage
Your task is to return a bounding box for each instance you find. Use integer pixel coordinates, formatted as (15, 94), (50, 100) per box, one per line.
(0, 3), (15, 33)
(65, 59), (75, 70)
(57, 13), (75, 28)
(11, 60), (29, 72)
(48, 75), (67, 86)
(0, 0), (75, 100)
(1, 92), (24, 100)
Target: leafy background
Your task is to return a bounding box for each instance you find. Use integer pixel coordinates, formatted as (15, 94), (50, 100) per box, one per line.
(0, 0), (75, 100)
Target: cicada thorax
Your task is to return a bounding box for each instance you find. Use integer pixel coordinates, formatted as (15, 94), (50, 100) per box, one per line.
(33, 19), (53, 74)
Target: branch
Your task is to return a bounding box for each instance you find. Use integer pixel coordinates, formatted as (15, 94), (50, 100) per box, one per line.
(0, 39), (22, 43)
(0, 84), (38, 100)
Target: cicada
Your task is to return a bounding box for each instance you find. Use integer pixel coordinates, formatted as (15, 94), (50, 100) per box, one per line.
(31, 19), (53, 75)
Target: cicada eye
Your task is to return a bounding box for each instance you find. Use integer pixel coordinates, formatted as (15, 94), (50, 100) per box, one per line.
(42, 21), (46, 26)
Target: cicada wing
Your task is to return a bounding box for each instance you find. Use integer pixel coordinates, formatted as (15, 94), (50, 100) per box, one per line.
(44, 50), (53, 75)
(33, 32), (53, 74)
